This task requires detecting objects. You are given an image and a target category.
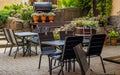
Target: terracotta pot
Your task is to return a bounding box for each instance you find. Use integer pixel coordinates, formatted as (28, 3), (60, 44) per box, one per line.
(48, 16), (54, 22)
(104, 40), (107, 46)
(110, 38), (117, 45)
(33, 16), (39, 23)
(41, 16), (46, 23)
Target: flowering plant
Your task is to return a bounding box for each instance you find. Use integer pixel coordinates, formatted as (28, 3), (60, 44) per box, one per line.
(39, 12), (47, 16)
(108, 30), (120, 39)
(47, 12), (56, 16)
(31, 12), (40, 17)
(73, 20), (99, 29)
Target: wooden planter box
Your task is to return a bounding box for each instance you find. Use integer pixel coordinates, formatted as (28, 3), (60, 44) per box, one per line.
(75, 26), (96, 34)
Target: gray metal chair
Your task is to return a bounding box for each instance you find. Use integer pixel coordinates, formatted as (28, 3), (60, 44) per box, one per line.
(26, 25), (50, 55)
(86, 34), (106, 73)
(3, 28), (12, 54)
(74, 44), (115, 75)
(38, 32), (62, 72)
(7, 29), (26, 58)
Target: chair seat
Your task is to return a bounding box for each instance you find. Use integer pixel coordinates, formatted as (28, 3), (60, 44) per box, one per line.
(28, 37), (39, 44)
(41, 50), (62, 56)
(83, 39), (90, 45)
(51, 55), (61, 60)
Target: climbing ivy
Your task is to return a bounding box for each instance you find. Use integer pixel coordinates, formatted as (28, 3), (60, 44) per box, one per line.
(96, 0), (112, 17)
(57, 0), (112, 17)
(77, 0), (92, 10)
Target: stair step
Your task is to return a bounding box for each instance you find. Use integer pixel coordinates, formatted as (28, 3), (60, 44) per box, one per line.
(0, 28), (8, 48)
(0, 36), (5, 40)
(0, 40), (8, 48)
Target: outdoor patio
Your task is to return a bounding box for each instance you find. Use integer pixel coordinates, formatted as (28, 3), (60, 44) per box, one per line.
(0, 46), (119, 75)
(0, 0), (120, 75)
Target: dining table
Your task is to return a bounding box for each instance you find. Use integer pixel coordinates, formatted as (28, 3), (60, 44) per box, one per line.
(15, 32), (38, 37)
(15, 32), (38, 56)
(15, 31), (38, 43)
(41, 38), (90, 50)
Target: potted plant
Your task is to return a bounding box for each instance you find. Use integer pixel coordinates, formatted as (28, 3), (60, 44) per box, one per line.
(47, 12), (56, 22)
(54, 33), (60, 40)
(31, 12), (40, 23)
(40, 12), (47, 23)
(108, 29), (120, 45)
(74, 19), (99, 34)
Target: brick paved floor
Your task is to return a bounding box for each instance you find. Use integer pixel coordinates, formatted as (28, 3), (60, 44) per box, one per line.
(0, 46), (119, 75)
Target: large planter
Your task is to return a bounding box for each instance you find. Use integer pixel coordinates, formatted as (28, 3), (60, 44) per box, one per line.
(110, 38), (117, 45)
(75, 26), (96, 34)
(104, 40), (107, 46)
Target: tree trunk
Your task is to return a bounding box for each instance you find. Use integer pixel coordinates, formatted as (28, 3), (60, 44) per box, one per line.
(93, 0), (99, 16)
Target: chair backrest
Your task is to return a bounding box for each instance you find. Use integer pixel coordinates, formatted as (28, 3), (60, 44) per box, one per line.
(40, 26), (50, 33)
(59, 31), (74, 40)
(7, 29), (18, 45)
(38, 32), (55, 51)
(87, 34), (106, 56)
(34, 25), (50, 33)
(34, 25), (41, 33)
(74, 44), (90, 75)
(3, 28), (11, 43)
(61, 36), (83, 60)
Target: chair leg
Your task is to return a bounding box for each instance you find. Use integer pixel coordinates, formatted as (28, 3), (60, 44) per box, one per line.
(14, 47), (19, 59)
(58, 62), (64, 75)
(88, 56), (90, 65)
(4, 43), (8, 54)
(73, 59), (75, 72)
(68, 60), (71, 72)
(54, 60), (56, 66)
(65, 60), (67, 71)
(100, 56), (106, 73)
(38, 54), (42, 69)
(48, 56), (52, 75)
(35, 44), (38, 55)
(8, 45), (13, 56)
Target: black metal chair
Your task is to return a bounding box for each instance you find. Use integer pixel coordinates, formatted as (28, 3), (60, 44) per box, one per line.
(7, 29), (26, 58)
(59, 30), (75, 71)
(86, 34), (106, 73)
(59, 31), (74, 40)
(26, 26), (50, 55)
(74, 44), (115, 75)
(49, 36), (83, 75)
(26, 25), (40, 55)
(3, 28), (12, 54)
(38, 32), (62, 71)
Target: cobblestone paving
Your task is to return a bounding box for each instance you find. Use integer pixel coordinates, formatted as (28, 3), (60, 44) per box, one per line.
(0, 46), (119, 75)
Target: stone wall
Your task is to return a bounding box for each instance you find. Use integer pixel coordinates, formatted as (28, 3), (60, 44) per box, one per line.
(54, 7), (81, 22)
(6, 17), (31, 32)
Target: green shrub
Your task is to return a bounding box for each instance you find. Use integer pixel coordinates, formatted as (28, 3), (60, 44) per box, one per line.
(0, 10), (10, 26)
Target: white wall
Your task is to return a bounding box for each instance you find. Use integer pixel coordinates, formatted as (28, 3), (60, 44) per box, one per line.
(111, 0), (120, 16)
